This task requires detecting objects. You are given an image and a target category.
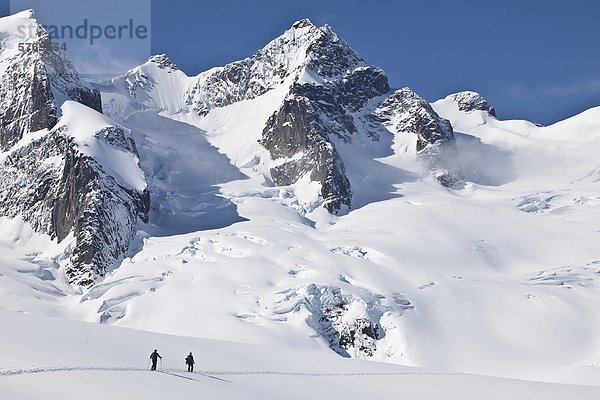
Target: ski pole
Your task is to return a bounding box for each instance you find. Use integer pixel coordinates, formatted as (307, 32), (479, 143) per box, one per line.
(147, 359), (151, 370)
(160, 358), (163, 371)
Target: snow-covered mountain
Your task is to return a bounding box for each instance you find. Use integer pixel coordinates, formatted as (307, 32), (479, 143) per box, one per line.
(1, 10), (600, 399)
(100, 18), (458, 214)
(0, 11), (148, 286)
(0, 10), (101, 150)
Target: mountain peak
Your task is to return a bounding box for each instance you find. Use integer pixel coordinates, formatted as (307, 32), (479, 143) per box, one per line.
(147, 54), (178, 70)
(0, 9), (40, 43)
(292, 18), (315, 29)
(0, 10), (101, 151)
(271, 18), (363, 76)
(7, 8), (36, 20)
(447, 91), (496, 117)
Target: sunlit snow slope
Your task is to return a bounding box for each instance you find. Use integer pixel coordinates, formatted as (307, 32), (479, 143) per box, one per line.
(1, 310), (599, 400)
(2, 98), (600, 386)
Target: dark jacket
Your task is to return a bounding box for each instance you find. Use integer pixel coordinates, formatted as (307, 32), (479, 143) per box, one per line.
(185, 354), (195, 365)
(150, 351), (162, 362)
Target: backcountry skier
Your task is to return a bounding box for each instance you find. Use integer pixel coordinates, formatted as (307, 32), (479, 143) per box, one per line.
(185, 352), (195, 372)
(150, 349), (162, 371)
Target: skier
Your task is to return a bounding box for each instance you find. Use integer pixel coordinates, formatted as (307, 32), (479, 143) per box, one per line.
(150, 349), (162, 371)
(185, 352), (195, 372)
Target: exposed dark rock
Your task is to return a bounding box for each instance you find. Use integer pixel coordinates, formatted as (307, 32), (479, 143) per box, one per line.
(448, 91), (496, 117)
(374, 88), (463, 186)
(0, 127), (149, 287)
(0, 20), (101, 151)
(260, 66), (390, 212)
(0, 58), (56, 150)
(294, 66), (389, 115)
(304, 24), (364, 79)
(275, 284), (381, 358)
(185, 18), (367, 116)
(260, 96), (352, 213)
(147, 54), (179, 71)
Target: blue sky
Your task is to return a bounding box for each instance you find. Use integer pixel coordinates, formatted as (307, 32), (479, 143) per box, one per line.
(3, 0), (600, 124)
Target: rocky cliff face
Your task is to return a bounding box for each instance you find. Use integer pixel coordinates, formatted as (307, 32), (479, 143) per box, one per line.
(261, 65), (390, 212)
(0, 12), (146, 287)
(0, 11), (101, 151)
(0, 105), (149, 287)
(253, 21), (393, 212)
(185, 19), (366, 116)
(374, 88), (463, 186)
(260, 96), (352, 212)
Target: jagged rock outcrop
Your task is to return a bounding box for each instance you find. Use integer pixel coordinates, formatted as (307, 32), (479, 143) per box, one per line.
(0, 10), (101, 151)
(260, 65), (390, 212)
(0, 103), (149, 287)
(447, 91), (496, 117)
(185, 19), (366, 116)
(275, 284), (382, 358)
(253, 21), (392, 212)
(146, 54), (179, 71)
(0, 12), (145, 286)
(260, 96), (352, 212)
(374, 88), (463, 186)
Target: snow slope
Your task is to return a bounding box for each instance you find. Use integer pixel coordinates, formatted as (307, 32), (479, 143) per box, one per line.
(1, 310), (599, 400)
(3, 74), (600, 391)
(2, 95), (600, 383)
(58, 101), (147, 192)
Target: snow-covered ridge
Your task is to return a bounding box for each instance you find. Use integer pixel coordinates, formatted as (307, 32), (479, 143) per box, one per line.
(57, 101), (146, 192)
(99, 18), (392, 214)
(101, 18), (366, 123)
(98, 54), (190, 122)
(185, 18), (366, 116)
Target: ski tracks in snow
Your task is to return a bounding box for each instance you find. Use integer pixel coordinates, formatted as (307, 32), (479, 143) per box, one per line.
(0, 366), (463, 381)
(0, 366), (149, 377)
